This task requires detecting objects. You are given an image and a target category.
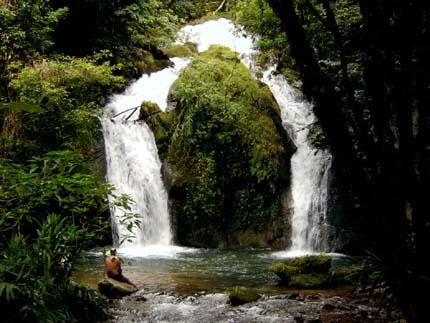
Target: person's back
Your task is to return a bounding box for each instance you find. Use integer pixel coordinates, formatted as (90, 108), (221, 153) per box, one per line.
(104, 249), (137, 287)
(104, 254), (122, 278)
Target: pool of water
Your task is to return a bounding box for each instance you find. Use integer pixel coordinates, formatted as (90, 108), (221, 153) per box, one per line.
(74, 248), (353, 295)
(73, 250), (401, 322)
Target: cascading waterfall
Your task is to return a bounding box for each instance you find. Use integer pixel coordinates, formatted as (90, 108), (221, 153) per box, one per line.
(102, 18), (332, 256)
(178, 19), (332, 254)
(261, 68), (333, 254)
(102, 58), (190, 255)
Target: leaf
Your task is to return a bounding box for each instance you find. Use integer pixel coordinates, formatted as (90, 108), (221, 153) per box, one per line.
(0, 102), (43, 113)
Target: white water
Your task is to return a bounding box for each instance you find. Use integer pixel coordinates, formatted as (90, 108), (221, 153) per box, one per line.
(102, 58), (191, 257)
(261, 68), (333, 255)
(103, 18), (332, 257)
(179, 19), (332, 255)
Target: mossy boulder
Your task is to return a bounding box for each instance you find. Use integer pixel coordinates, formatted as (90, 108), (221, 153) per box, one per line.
(270, 255), (333, 288)
(288, 273), (331, 289)
(147, 45), (295, 248)
(227, 286), (260, 306)
(98, 278), (138, 298)
(284, 255), (332, 274)
(270, 263), (300, 284)
(139, 101), (161, 121)
(163, 43), (198, 58)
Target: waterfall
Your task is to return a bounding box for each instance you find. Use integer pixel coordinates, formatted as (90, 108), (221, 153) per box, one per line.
(178, 19), (332, 254)
(102, 58), (190, 256)
(261, 68), (333, 254)
(102, 18), (332, 256)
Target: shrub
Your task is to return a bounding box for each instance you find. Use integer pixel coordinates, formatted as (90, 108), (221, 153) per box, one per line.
(0, 216), (108, 322)
(5, 57), (124, 160)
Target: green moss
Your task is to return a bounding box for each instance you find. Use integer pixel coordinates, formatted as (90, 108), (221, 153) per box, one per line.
(147, 45), (293, 247)
(270, 263), (300, 284)
(288, 274), (331, 289)
(271, 256), (334, 288)
(163, 43), (197, 58)
(283, 255), (332, 274)
(330, 266), (362, 286)
(227, 286), (260, 306)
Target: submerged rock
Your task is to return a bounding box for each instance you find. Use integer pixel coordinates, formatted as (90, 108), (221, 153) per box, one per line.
(98, 278), (138, 298)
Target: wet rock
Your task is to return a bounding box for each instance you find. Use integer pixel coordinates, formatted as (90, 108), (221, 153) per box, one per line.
(305, 294), (320, 300)
(288, 293), (300, 299)
(227, 286), (260, 306)
(98, 278), (138, 298)
(134, 296), (147, 302)
(321, 303), (336, 310)
(304, 319), (322, 323)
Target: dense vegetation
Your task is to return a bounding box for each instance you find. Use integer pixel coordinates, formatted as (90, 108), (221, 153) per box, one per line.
(233, 0), (429, 321)
(0, 0), (198, 320)
(143, 46), (295, 247)
(1, 0), (427, 321)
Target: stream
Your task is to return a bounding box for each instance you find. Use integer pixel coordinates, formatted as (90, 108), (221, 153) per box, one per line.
(74, 250), (397, 322)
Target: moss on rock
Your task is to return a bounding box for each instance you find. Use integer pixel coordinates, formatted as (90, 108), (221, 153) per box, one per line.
(227, 286), (260, 306)
(147, 45), (295, 248)
(98, 278), (138, 298)
(283, 255), (332, 274)
(288, 273), (331, 289)
(271, 255), (333, 288)
(163, 43), (197, 58)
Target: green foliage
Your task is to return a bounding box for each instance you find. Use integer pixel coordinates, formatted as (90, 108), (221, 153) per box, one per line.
(227, 286), (260, 306)
(4, 57), (124, 160)
(0, 151), (111, 244)
(163, 43), (197, 58)
(0, 217), (108, 322)
(0, 0), (67, 91)
(0, 150), (141, 320)
(147, 45), (291, 247)
(52, 0), (178, 76)
(232, 0), (293, 76)
(0, 102), (43, 113)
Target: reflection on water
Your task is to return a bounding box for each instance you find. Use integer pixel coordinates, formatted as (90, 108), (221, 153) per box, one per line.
(74, 249), (351, 296)
(74, 249), (285, 295)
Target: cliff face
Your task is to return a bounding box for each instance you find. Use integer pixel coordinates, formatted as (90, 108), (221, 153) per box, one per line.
(143, 46), (296, 248)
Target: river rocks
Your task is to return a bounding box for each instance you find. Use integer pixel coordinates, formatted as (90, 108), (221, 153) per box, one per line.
(227, 287), (260, 306)
(98, 278), (138, 298)
(270, 255), (334, 289)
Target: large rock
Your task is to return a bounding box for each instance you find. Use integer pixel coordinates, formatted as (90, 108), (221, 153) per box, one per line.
(98, 278), (138, 298)
(147, 45), (296, 249)
(270, 255), (333, 289)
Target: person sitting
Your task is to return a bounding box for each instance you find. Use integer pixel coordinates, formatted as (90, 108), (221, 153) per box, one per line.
(104, 249), (137, 288)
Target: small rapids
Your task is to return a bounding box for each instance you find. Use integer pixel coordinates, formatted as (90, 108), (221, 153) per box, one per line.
(108, 291), (393, 323)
